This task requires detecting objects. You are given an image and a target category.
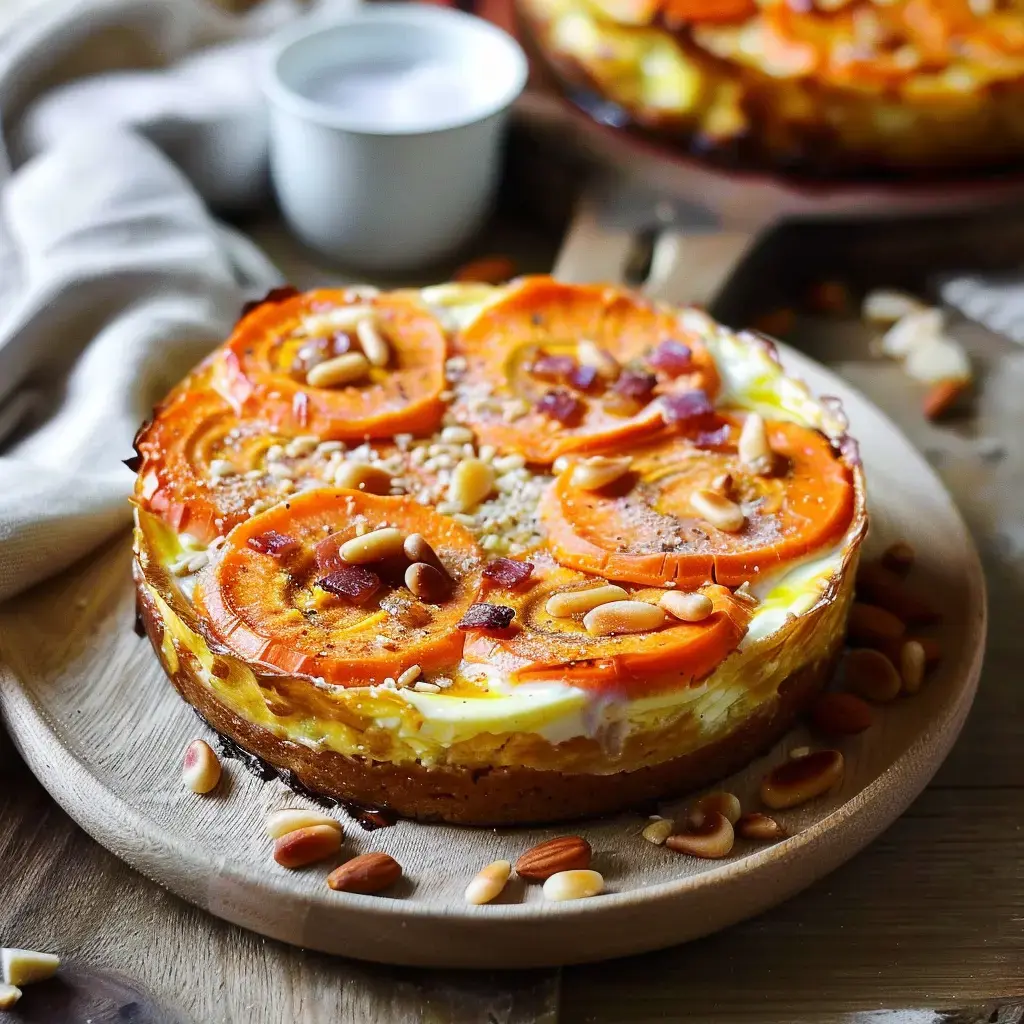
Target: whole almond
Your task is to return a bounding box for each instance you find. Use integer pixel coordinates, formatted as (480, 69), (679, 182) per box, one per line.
(736, 812), (787, 841)
(327, 852), (402, 894)
(847, 602), (906, 647)
(856, 562), (939, 626)
(760, 749), (845, 810)
(515, 835), (592, 882)
(273, 824), (342, 869)
(810, 691), (874, 736)
(843, 648), (902, 703)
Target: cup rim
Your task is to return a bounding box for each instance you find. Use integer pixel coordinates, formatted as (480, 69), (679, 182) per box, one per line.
(262, 3), (529, 138)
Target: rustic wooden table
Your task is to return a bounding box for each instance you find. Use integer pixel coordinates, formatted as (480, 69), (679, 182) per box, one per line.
(2, 199), (1024, 1022)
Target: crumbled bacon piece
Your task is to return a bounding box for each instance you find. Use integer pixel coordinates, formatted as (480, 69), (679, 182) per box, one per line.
(315, 531), (346, 572)
(247, 531), (300, 557)
(529, 352), (577, 382)
(317, 565), (381, 604)
(537, 389), (584, 425)
(660, 389), (714, 424)
(568, 363), (600, 393)
(482, 558), (534, 588)
(611, 370), (657, 402)
(648, 340), (693, 377)
(457, 603), (515, 630)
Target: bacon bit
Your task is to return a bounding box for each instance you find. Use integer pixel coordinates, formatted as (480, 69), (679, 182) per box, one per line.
(454, 255), (517, 285)
(537, 389), (584, 425)
(482, 558), (535, 588)
(611, 369), (657, 402)
(317, 565), (382, 604)
(530, 352), (577, 383)
(568, 363), (600, 393)
(660, 389), (714, 424)
(923, 378), (968, 421)
(457, 602), (515, 630)
(648, 340), (693, 377)
(247, 531), (300, 557)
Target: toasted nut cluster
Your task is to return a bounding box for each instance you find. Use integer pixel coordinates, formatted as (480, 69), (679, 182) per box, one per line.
(273, 824), (343, 869)
(737, 413), (774, 475)
(333, 462), (393, 495)
(542, 869), (604, 902)
(339, 527), (405, 565)
(641, 818), (676, 845)
(516, 835), (592, 881)
(659, 590), (713, 623)
(1, 948), (60, 987)
(265, 809), (343, 840)
(691, 488), (745, 533)
(844, 648), (902, 703)
(810, 691), (874, 735)
(583, 600), (665, 637)
(182, 738), (221, 794)
(736, 813), (787, 841)
(546, 583), (627, 618)
(465, 859), (512, 905)
(666, 811), (735, 859)
(900, 639), (927, 694)
(327, 852), (402, 894)
(688, 791), (742, 827)
(307, 351), (370, 388)
(569, 455), (632, 491)
(448, 457), (495, 511)
(760, 749), (845, 810)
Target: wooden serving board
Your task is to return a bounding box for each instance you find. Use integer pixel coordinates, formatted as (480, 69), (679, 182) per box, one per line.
(0, 341), (985, 968)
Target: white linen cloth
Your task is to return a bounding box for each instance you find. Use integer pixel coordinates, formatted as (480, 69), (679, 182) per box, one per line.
(0, 0), (320, 601)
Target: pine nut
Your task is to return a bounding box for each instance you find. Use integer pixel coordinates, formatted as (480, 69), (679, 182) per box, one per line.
(465, 860), (512, 905)
(333, 462), (392, 494)
(738, 413), (774, 475)
(441, 425), (475, 444)
(583, 600), (666, 636)
(900, 639), (927, 694)
(396, 664), (422, 688)
(576, 338), (620, 378)
(542, 869), (604, 902)
(306, 352), (370, 388)
(182, 739), (221, 794)
(862, 289), (926, 326)
(844, 648), (902, 703)
(666, 811), (735, 859)
(209, 458), (236, 479)
(736, 813), (787, 841)
(880, 307), (944, 359)
(265, 809), (343, 840)
(761, 749), (844, 809)
(691, 488), (745, 532)
(0, 984), (20, 1009)
(273, 824), (342, 869)
(302, 305), (373, 333)
(354, 317), (390, 368)
(569, 456), (632, 491)
(641, 818), (676, 845)
(789, 746), (812, 759)
(545, 584), (628, 618)
(660, 590), (713, 622)
(339, 527), (405, 564)
(688, 791), (742, 827)
(405, 561), (451, 603)
(413, 681), (441, 693)
(404, 533), (446, 574)
(1, 949), (60, 987)
(448, 458), (495, 511)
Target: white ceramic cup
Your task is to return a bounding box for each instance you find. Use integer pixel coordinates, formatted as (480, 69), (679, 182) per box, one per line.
(262, 4), (528, 272)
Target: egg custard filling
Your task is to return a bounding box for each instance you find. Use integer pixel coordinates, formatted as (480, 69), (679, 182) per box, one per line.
(133, 278), (865, 823)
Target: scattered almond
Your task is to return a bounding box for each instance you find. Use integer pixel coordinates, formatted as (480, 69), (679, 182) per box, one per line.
(923, 377), (968, 421)
(736, 812), (787, 841)
(843, 647), (902, 703)
(327, 852), (402, 894)
(900, 639), (927, 695)
(659, 590), (713, 623)
(688, 791), (742, 827)
(847, 602), (906, 647)
(856, 562), (940, 625)
(904, 334), (971, 384)
(760, 749), (844, 810)
(810, 691), (874, 735)
(403, 533), (446, 574)
(881, 540), (915, 575)
(542, 869), (604, 902)
(807, 280), (849, 315)
(273, 824), (342, 869)
(666, 811), (735, 859)
(0, 984), (20, 1009)
(516, 835), (592, 881)
(265, 809), (343, 840)
(641, 818), (676, 845)
(464, 860), (512, 905)
(454, 254), (517, 285)
(1, 948), (60, 987)
(182, 739), (221, 794)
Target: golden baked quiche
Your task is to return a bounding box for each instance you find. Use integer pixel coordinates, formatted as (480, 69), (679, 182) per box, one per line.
(517, 0), (1024, 176)
(132, 277), (866, 824)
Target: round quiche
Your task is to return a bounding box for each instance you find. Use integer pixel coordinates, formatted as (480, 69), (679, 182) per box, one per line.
(132, 277), (866, 825)
(518, 0), (1024, 177)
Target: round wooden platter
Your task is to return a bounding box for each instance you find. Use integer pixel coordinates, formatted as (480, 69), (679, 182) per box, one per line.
(0, 345), (984, 969)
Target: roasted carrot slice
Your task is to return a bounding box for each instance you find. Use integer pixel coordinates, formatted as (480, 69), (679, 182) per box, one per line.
(449, 277), (720, 463)
(461, 556), (750, 696)
(539, 415), (855, 588)
(214, 288), (447, 440)
(197, 490), (482, 685)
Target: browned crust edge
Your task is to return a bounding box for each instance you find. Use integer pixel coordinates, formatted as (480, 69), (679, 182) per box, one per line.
(137, 578), (838, 825)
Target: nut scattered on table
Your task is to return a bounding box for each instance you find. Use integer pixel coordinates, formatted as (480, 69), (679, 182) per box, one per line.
(881, 540), (915, 575)
(666, 811), (735, 859)
(542, 869), (604, 902)
(326, 852), (402, 894)
(760, 749), (845, 810)
(465, 859), (512, 905)
(641, 818), (675, 845)
(843, 648), (903, 704)
(900, 640), (927, 695)
(659, 590), (713, 623)
(736, 813), (787, 841)
(1, 948), (60, 987)
(273, 824), (343, 869)
(264, 808), (343, 840)
(810, 691), (874, 736)
(687, 791), (742, 828)
(846, 602), (907, 648)
(0, 983), (21, 1009)
(516, 835), (592, 881)
(182, 738), (221, 794)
